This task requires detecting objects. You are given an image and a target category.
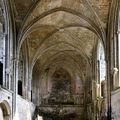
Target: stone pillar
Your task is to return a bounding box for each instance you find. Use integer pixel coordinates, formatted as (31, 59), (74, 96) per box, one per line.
(0, 33), (6, 87)
(12, 58), (19, 117)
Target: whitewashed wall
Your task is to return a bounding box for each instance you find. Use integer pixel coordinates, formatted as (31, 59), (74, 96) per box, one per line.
(16, 95), (35, 120)
(0, 87), (13, 119)
(112, 89), (120, 120)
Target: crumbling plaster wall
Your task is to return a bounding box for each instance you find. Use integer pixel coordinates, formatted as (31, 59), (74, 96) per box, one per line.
(111, 89), (120, 120)
(0, 86), (36, 120)
(0, 87), (12, 119)
(16, 95), (35, 120)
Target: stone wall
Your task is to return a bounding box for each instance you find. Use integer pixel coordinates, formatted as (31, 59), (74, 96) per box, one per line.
(16, 95), (35, 120)
(111, 89), (120, 120)
(0, 86), (36, 120)
(0, 86), (13, 119)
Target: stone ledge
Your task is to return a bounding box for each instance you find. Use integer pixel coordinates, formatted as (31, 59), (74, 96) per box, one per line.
(111, 87), (120, 95)
(0, 85), (13, 95)
(17, 95), (34, 106)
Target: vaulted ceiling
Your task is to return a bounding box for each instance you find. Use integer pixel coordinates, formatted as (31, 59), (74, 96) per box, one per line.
(13, 0), (110, 82)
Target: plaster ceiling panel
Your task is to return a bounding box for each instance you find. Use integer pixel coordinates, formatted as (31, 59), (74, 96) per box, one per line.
(23, 0), (62, 28)
(90, 0), (110, 24)
(31, 42), (89, 75)
(33, 11), (90, 29)
(28, 39), (80, 64)
(26, 27), (96, 65)
(13, 0), (110, 41)
(34, 52), (86, 80)
(21, 11), (92, 61)
(23, 0), (92, 29)
(24, 26), (55, 60)
(61, 0), (92, 18)
(37, 50), (85, 66)
(13, 0), (34, 19)
(42, 52), (87, 73)
(66, 27), (95, 56)
(18, 1), (99, 80)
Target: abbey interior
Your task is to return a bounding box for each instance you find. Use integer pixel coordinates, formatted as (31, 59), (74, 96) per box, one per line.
(0, 0), (120, 120)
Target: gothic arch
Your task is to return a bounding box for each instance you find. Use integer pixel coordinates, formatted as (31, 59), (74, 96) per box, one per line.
(0, 100), (11, 120)
(17, 7), (106, 56)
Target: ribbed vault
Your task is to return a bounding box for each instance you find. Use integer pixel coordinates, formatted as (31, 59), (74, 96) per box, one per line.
(16, 0), (110, 119)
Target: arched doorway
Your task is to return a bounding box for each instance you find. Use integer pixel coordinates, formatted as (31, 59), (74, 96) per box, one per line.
(0, 101), (11, 120)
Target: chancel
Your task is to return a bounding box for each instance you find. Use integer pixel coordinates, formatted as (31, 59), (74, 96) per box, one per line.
(0, 0), (119, 120)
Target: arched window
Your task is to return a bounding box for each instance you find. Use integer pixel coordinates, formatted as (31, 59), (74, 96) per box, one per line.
(97, 42), (106, 97)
